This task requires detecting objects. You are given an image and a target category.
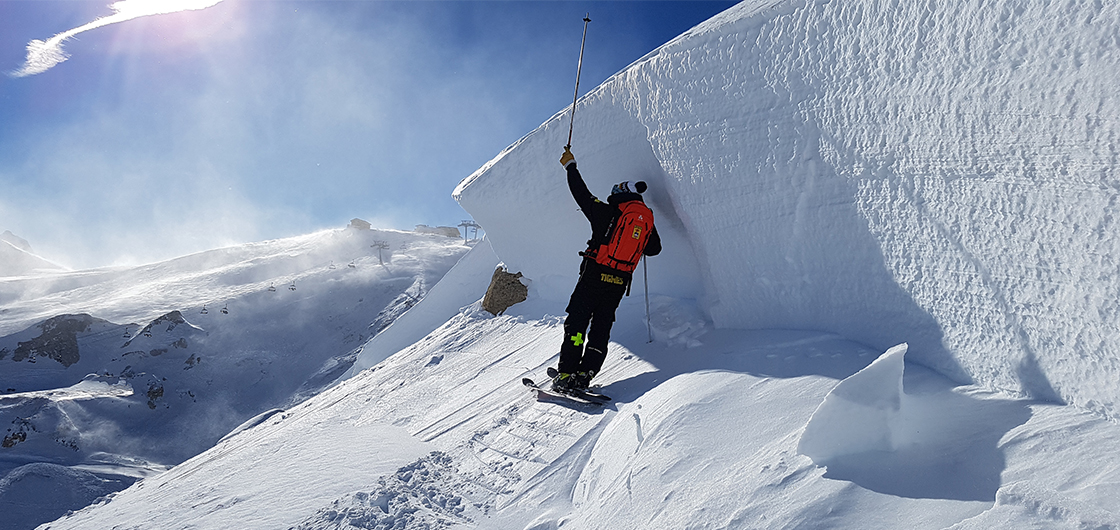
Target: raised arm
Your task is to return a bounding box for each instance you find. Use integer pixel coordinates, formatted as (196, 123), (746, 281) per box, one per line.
(561, 148), (598, 219)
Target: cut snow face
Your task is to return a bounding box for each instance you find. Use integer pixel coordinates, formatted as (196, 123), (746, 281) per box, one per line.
(800, 344), (912, 460)
(454, 0), (1120, 420)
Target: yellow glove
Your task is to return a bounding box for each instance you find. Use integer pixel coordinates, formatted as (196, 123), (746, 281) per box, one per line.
(560, 148), (576, 168)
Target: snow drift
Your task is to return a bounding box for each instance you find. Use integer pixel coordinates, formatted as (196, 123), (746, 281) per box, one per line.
(455, 0), (1120, 418)
(798, 343), (1035, 502)
(799, 344), (910, 461)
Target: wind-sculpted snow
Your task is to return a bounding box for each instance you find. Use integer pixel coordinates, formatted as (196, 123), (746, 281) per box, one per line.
(46, 302), (1120, 529)
(798, 344), (1034, 502)
(799, 344), (909, 461)
(455, 0), (1120, 418)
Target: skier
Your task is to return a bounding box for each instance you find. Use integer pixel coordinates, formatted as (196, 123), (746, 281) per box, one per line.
(552, 147), (661, 394)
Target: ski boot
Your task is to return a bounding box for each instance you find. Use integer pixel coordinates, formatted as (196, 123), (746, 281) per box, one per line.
(573, 370), (597, 392)
(551, 371), (580, 394)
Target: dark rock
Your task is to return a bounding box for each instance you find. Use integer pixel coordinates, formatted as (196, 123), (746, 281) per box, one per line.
(481, 267), (528, 316)
(11, 314), (103, 367)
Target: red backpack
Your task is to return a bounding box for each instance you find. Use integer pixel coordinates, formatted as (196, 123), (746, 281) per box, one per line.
(594, 200), (654, 273)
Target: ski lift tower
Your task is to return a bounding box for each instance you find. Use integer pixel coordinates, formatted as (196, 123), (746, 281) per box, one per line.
(372, 240), (390, 265)
(458, 220), (481, 245)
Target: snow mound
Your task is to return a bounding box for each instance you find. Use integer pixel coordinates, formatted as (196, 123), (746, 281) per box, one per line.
(455, 0), (1120, 419)
(0, 462), (132, 530)
(216, 408), (284, 444)
(799, 344), (1038, 501)
(799, 344), (910, 461)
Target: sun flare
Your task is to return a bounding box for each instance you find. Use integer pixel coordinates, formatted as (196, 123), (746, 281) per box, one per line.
(110, 0), (225, 19)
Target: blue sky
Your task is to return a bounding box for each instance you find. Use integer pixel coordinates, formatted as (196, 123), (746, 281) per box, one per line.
(0, 0), (738, 269)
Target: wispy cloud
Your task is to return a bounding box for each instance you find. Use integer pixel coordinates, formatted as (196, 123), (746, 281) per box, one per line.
(11, 0), (224, 77)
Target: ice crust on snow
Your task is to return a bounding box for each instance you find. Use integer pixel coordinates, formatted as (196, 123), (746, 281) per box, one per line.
(455, 0), (1120, 418)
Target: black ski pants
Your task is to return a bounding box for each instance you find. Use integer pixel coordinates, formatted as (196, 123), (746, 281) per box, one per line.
(558, 260), (629, 376)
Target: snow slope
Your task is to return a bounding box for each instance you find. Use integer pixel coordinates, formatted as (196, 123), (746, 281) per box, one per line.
(39, 298), (1120, 529)
(455, 0), (1120, 418)
(0, 226), (469, 530)
(19, 0), (1120, 529)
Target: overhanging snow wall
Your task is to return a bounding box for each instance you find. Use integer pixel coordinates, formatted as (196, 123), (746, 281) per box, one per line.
(455, 0), (1120, 418)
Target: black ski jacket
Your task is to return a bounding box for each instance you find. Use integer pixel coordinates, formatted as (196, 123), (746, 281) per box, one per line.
(567, 163), (662, 265)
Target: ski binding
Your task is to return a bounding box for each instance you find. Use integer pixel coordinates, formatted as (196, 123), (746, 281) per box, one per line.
(522, 377), (611, 406)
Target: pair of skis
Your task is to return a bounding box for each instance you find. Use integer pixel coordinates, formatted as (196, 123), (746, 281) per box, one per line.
(522, 367), (612, 406)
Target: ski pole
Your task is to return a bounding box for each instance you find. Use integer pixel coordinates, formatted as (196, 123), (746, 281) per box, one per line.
(566, 13), (591, 149)
(644, 257), (652, 343)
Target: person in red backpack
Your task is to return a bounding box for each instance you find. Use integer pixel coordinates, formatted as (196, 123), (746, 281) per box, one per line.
(553, 147), (661, 393)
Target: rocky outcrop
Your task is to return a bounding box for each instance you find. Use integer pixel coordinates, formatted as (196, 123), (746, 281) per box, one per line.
(481, 267), (528, 316)
(11, 314), (104, 367)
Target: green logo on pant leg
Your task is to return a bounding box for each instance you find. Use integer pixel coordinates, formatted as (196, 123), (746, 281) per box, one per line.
(600, 273), (625, 285)
(569, 332), (584, 347)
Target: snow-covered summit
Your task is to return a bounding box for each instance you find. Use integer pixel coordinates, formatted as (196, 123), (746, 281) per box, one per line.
(0, 231), (66, 277)
(1, 231), (32, 253)
(455, 0), (1120, 418)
